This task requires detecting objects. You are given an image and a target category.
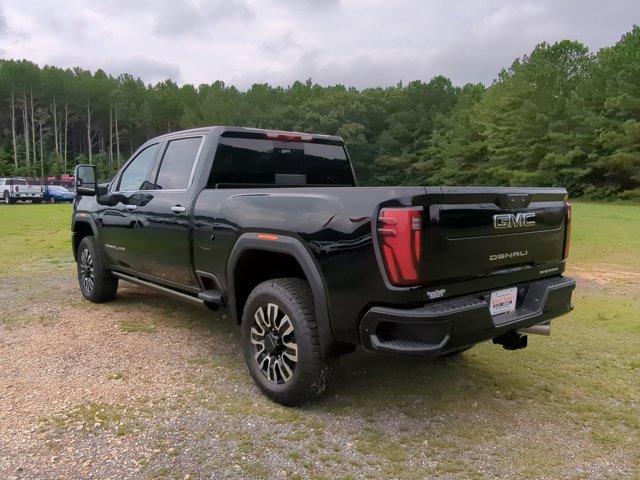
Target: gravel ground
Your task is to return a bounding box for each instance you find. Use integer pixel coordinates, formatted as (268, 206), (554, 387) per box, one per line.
(1, 263), (638, 479)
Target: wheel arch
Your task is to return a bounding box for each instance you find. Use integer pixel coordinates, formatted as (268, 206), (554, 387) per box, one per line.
(227, 233), (334, 355)
(72, 215), (98, 261)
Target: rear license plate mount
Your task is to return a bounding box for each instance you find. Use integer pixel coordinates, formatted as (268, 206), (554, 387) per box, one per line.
(489, 287), (518, 316)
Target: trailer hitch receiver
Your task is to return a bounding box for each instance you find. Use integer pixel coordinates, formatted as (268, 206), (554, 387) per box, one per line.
(493, 330), (528, 350)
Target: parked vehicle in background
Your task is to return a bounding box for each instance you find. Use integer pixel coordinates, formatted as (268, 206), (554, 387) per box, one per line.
(0, 178), (43, 204)
(43, 185), (75, 203)
(71, 126), (575, 406)
(46, 174), (75, 189)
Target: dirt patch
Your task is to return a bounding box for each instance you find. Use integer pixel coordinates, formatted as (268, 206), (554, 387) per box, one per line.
(1, 272), (638, 479)
(568, 263), (640, 297)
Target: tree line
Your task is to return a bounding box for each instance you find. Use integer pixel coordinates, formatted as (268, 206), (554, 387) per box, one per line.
(1, 26), (639, 199)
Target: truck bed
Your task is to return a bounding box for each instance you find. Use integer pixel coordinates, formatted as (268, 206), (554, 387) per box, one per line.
(192, 184), (570, 346)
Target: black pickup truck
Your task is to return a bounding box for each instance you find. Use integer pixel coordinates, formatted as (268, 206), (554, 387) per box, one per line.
(72, 126), (575, 405)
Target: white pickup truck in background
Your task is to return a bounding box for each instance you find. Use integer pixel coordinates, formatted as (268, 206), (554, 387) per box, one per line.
(0, 178), (43, 204)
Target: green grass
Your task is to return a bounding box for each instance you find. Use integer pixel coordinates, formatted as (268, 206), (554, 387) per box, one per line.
(119, 321), (157, 333)
(0, 203), (73, 275)
(47, 402), (145, 437)
(570, 201), (640, 269)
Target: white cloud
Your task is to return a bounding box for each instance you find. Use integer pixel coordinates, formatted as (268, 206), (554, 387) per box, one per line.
(0, 0), (638, 88)
(102, 57), (182, 84)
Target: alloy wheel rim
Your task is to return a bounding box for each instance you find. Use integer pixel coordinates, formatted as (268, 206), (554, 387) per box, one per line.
(250, 303), (298, 384)
(80, 248), (95, 293)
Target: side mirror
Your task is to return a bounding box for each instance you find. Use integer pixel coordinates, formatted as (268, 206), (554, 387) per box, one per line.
(75, 165), (97, 196)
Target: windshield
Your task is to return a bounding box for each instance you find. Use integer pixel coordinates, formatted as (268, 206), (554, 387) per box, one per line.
(209, 136), (355, 187)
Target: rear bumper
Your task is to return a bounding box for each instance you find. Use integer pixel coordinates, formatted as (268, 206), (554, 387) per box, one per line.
(359, 276), (575, 355)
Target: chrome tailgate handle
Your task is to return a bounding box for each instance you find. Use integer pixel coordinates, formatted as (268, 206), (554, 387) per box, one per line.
(171, 205), (187, 214)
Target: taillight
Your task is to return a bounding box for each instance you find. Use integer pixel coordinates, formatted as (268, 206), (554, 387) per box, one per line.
(15, 185), (19, 192)
(563, 202), (572, 260)
(378, 207), (423, 286)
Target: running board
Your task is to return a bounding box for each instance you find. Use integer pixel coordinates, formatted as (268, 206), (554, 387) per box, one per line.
(197, 290), (224, 306)
(112, 272), (204, 305)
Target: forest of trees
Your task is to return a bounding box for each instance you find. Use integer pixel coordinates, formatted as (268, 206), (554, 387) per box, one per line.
(1, 27), (639, 199)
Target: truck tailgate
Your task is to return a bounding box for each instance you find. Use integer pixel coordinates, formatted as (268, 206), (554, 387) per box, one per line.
(422, 187), (568, 286)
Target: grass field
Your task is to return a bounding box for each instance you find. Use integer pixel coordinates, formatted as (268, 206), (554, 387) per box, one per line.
(0, 201), (639, 479)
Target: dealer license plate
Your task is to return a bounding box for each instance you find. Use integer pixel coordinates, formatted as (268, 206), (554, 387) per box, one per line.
(489, 287), (518, 316)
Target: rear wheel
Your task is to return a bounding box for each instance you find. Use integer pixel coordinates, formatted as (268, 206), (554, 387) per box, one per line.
(77, 236), (118, 303)
(32, 198), (42, 204)
(241, 278), (329, 406)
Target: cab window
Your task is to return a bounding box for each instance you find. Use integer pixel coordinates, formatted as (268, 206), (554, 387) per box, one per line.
(117, 144), (159, 191)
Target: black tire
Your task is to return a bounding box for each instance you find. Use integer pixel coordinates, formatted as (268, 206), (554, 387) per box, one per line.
(32, 198), (42, 204)
(76, 236), (118, 303)
(241, 278), (328, 406)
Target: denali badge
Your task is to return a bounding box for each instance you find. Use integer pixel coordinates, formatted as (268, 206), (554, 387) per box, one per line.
(489, 250), (528, 261)
(493, 212), (535, 229)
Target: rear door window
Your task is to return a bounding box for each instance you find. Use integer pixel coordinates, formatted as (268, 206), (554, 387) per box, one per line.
(153, 137), (203, 190)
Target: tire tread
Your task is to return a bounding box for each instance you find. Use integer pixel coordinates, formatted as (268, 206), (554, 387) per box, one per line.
(242, 278), (328, 406)
(77, 236), (118, 303)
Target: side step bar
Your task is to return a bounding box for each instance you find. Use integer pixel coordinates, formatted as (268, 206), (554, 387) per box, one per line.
(112, 272), (224, 307)
(198, 290), (224, 305)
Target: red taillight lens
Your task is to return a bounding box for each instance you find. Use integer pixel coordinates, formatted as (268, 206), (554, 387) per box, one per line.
(563, 202), (572, 260)
(378, 207), (423, 286)
(15, 185), (19, 192)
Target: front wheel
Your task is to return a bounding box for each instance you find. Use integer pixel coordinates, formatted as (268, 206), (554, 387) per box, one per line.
(77, 236), (118, 303)
(241, 278), (329, 406)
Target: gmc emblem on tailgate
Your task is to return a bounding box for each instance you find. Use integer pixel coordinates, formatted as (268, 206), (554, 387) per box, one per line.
(493, 212), (536, 229)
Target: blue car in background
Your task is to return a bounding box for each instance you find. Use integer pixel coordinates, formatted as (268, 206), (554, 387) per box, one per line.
(43, 185), (75, 203)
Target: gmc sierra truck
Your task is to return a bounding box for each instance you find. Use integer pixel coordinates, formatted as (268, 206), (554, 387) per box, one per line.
(72, 126), (575, 406)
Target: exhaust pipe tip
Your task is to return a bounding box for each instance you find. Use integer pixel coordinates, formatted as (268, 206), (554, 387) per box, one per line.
(518, 322), (551, 336)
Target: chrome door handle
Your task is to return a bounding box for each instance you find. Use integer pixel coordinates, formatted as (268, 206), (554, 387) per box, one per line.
(171, 205), (186, 214)
(125, 204), (137, 211)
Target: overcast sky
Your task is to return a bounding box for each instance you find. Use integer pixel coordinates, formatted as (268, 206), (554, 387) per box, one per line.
(0, 0), (638, 89)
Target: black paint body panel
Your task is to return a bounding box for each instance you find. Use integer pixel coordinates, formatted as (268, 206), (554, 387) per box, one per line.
(73, 126), (573, 353)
